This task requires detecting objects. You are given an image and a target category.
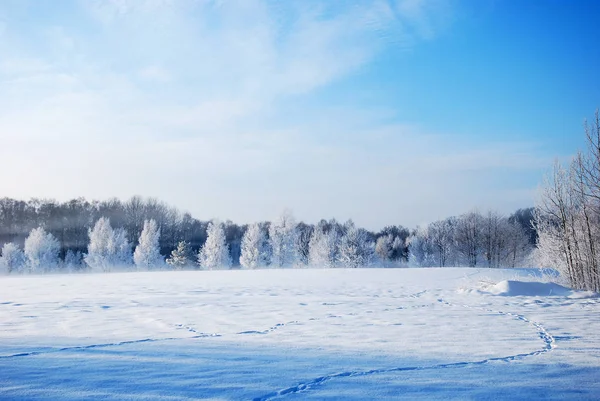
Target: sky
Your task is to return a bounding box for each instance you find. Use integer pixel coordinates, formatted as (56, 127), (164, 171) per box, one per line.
(0, 0), (598, 230)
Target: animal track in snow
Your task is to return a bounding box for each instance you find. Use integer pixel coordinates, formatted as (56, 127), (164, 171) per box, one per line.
(237, 321), (300, 335)
(252, 298), (556, 401)
(0, 338), (174, 359)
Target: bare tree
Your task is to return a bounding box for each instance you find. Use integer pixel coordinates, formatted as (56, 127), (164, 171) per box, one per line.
(535, 111), (600, 291)
(428, 219), (455, 267)
(455, 211), (484, 267)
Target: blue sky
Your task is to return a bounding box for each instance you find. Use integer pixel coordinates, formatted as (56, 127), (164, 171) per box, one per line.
(0, 0), (598, 230)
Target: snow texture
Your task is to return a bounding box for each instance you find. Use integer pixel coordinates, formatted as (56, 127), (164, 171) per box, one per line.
(0, 268), (599, 400)
(488, 280), (575, 297)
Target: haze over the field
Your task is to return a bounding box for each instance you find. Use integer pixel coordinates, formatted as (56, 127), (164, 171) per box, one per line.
(0, 0), (598, 229)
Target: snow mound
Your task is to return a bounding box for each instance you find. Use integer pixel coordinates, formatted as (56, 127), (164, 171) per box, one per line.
(489, 280), (572, 297)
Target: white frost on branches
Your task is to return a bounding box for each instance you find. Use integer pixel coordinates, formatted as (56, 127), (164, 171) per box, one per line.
(24, 227), (60, 273)
(133, 219), (163, 270)
(338, 221), (373, 268)
(240, 223), (269, 269)
(198, 220), (231, 270)
(85, 217), (132, 271)
(0, 242), (26, 274)
(166, 241), (192, 270)
(308, 224), (339, 268)
(269, 210), (298, 267)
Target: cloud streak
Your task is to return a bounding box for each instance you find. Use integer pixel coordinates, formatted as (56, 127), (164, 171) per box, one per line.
(0, 0), (548, 229)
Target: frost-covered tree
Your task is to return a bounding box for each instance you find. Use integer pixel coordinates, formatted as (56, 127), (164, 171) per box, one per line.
(240, 223), (269, 269)
(338, 220), (373, 268)
(392, 236), (405, 262)
(133, 219), (163, 270)
(428, 218), (456, 267)
(64, 249), (84, 271)
(407, 227), (435, 267)
(504, 220), (532, 268)
(375, 235), (394, 266)
(295, 222), (314, 266)
(86, 217), (115, 271)
(112, 227), (133, 266)
(85, 217), (132, 271)
(479, 212), (533, 268)
(377, 226), (410, 262)
(166, 241), (192, 270)
(222, 220), (245, 266)
(308, 224), (339, 268)
(535, 148), (600, 290)
(198, 220), (231, 270)
(0, 242), (25, 274)
(24, 227), (60, 273)
(269, 210), (298, 267)
(481, 211), (503, 268)
(455, 211), (484, 267)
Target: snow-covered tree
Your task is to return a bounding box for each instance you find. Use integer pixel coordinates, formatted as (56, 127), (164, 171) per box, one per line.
(86, 217), (114, 271)
(133, 219), (163, 270)
(112, 227), (133, 266)
(24, 227), (60, 273)
(338, 220), (373, 268)
(85, 217), (132, 271)
(239, 223), (269, 269)
(269, 210), (298, 267)
(407, 228), (434, 267)
(308, 224), (339, 268)
(392, 236), (405, 262)
(0, 242), (25, 274)
(407, 230), (428, 267)
(198, 220), (231, 269)
(64, 249), (84, 271)
(166, 241), (192, 270)
(375, 235), (394, 266)
(295, 222), (313, 265)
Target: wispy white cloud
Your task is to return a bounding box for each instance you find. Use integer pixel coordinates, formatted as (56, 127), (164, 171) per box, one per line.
(0, 0), (546, 229)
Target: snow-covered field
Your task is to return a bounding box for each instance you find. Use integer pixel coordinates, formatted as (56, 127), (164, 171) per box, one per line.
(1, 268), (599, 400)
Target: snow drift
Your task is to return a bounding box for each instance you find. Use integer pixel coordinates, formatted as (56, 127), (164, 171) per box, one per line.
(488, 280), (573, 297)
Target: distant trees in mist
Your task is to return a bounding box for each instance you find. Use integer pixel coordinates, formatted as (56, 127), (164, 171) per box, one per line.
(409, 211), (532, 268)
(0, 194), (536, 274)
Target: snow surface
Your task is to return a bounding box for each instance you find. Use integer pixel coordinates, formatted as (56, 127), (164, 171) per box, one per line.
(1, 268), (599, 400)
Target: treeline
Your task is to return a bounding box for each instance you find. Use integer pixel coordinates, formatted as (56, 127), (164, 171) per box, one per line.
(0, 195), (536, 273)
(0, 196), (214, 260)
(409, 210), (534, 268)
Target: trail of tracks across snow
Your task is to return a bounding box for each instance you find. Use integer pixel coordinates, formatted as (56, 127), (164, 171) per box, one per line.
(1, 289), (557, 400)
(0, 332), (222, 359)
(252, 296), (557, 401)
(0, 268), (598, 400)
